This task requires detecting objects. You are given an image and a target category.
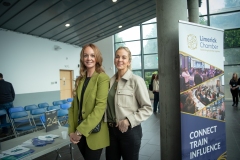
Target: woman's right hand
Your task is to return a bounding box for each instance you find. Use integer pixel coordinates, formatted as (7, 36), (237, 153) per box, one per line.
(69, 133), (81, 144)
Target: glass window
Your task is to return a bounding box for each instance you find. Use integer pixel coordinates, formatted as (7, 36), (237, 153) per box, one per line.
(210, 12), (240, 29)
(132, 56), (142, 70)
(115, 41), (141, 55)
(224, 65), (240, 100)
(199, 16), (208, 26)
(224, 48), (240, 65)
(209, 0), (240, 13)
(224, 29), (240, 48)
(144, 54), (158, 69)
(115, 26), (140, 42)
(199, 0), (207, 15)
(142, 23), (157, 39)
(144, 70), (158, 87)
(132, 70), (142, 77)
(143, 39), (158, 54)
(142, 18), (156, 24)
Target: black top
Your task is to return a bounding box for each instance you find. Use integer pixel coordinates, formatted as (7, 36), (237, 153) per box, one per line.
(229, 79), (239, 90)
(194, 74), (203, 85)
(79, 77), (91, 121)
(0, 79), (15, 104)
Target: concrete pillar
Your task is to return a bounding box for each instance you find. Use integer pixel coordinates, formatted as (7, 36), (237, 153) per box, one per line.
(156, 0), (187, 159)
(187, 0), (199, 23)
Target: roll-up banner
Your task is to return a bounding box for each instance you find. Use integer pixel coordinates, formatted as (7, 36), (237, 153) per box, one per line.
(179, 20), (226, 160)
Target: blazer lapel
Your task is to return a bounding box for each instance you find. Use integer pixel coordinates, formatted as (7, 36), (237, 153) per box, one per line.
(82, 72), (98, 108)
(77, 77), (85, 102)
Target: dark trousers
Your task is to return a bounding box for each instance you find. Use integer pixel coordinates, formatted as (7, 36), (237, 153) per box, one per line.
(77, 136), (103, 160)
(106, 124), (142, 160)
(231, 89), (238, 105)
(0, 102), (13, 133)
(153, 92), (159, 112)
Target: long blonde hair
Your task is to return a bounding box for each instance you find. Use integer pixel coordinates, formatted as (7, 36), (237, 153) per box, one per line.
(73, 44), (105, 96)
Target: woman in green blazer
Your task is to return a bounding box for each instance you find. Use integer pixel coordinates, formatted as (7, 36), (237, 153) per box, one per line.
(68, 44), (110, 160)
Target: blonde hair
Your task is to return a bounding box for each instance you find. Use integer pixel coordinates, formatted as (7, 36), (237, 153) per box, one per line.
(73, 44), (105, 96)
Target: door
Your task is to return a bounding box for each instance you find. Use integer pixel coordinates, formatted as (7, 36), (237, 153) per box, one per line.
(60, 70), (73, 100)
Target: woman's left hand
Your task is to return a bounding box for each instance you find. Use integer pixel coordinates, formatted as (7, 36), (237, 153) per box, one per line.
(117, 119), (130, 133)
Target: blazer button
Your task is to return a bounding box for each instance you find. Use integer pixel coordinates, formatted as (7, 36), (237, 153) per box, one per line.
(82, 112), (85, 114)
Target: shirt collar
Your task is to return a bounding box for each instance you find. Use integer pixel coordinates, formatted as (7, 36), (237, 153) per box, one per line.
(121, 69), (132, 81)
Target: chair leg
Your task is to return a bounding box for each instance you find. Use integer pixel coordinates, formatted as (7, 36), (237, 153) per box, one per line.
(70, 143), (74, 160)
(55, 149), (61, 160)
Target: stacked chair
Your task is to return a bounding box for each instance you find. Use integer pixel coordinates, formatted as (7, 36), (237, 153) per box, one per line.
(38, 102), (49, 109)
(4, 99), (73, 139)
(9, 107), (36, 137)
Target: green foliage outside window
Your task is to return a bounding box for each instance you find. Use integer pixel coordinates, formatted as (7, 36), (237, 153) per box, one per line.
(224, 28), (240, 48)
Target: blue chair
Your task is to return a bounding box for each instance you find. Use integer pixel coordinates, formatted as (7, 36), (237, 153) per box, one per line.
(60, 103), (71, 110)
(9, 111), (36, 137)
(39, 115), (46, 129)
(67, 98), (73, 103)
(30, 108), (47, 129)
(57, 109), (69, 127)
(9, 106), (24, 113)
(47, 105), (60, 111)
(38, 103), (49, 108)
(9, 107), (29, 124)
(62, 99), (68, 104)
(24, 104), (38, 111)
(52, 100), (63, 106)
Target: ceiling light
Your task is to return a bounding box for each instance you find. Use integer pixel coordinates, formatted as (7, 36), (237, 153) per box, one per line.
(118, 25), (122, 28)
(65, 24), (70, 27)
(112, 0), (117, 2)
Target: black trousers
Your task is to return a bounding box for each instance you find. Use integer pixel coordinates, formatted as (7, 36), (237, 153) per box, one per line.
(77, 136), (103, 160)
(153, 92), (159, 112)
(106, 124), (142, 160)
(231, 89), (239, 105)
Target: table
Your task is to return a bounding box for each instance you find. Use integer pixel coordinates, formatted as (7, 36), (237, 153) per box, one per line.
(0, 127), (73, 160)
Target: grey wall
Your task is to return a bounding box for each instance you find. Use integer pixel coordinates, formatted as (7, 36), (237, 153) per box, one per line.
(14, 91), (60, 107)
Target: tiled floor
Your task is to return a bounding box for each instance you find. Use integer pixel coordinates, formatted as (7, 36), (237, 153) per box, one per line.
(225, 100), (240, 160)
(2, 100), (240, 160)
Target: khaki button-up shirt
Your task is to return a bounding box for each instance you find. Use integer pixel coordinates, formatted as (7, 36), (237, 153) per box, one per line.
(105, 69), (153, 128)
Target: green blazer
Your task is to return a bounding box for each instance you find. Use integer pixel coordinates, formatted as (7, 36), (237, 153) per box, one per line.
(68, 71), (110, 150)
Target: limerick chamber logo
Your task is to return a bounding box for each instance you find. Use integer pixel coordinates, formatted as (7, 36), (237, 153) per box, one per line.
(187, 34), (197, 50)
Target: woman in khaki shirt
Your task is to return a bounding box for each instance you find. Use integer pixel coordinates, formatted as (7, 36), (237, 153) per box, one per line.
(105, 46), (152, 160)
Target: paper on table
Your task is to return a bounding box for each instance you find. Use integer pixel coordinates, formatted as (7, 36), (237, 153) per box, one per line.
(0, 153), (10, 158)
(2, 145), (29, 155)
(47, 134), (59, 138)
(38, 136), (53, 141)
(21, 139), (34, 147)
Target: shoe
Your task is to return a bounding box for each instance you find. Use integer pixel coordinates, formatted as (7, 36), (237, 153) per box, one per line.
(232, 103), (235, 106)
(236, 104), (238, 107)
